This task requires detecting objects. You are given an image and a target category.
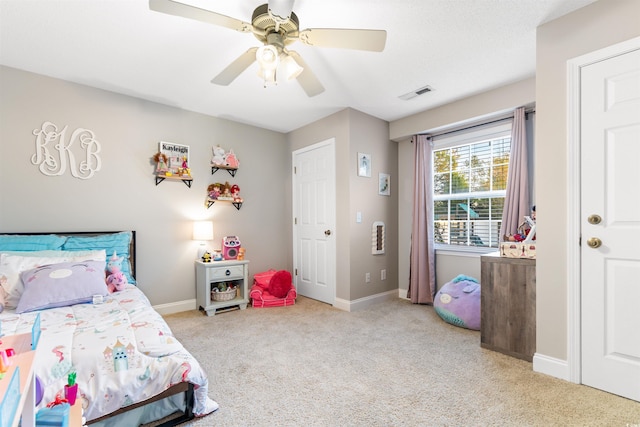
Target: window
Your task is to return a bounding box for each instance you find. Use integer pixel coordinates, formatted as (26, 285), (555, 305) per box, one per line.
(432, 123), (511, 249)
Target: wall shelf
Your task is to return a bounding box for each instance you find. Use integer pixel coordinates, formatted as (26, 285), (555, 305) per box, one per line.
(211, 165), (237, 177)
(155, 174), (192, 188)
(206, 198), (242, 210)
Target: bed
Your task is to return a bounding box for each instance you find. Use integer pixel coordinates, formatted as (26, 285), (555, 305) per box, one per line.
(0, 231), (218, 425)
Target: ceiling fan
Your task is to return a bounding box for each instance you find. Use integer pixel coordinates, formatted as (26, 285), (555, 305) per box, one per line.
(148, 0), (387, 97)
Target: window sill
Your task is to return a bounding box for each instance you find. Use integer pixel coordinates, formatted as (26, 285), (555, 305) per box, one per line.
(435, 245), (499, 257)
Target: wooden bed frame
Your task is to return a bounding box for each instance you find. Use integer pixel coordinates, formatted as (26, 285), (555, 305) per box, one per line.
(0, 231), (196, 426)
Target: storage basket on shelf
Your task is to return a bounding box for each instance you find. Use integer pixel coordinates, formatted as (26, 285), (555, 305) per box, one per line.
(211, 287), (237, 302)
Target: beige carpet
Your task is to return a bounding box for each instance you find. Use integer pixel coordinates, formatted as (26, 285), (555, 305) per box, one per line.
(163, 296), (640, 427)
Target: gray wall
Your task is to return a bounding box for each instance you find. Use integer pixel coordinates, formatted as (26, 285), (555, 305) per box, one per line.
(535, 0), (640, 361)
(288, 109), (398, 304)
(0, 65), (290, 309)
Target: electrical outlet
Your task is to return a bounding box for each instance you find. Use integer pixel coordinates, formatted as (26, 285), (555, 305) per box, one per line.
(381, 269), (386, 280)
(365, 272), (371, 283)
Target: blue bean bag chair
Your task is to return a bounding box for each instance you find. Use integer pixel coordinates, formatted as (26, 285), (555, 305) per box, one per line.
(434, 274), (481, 330)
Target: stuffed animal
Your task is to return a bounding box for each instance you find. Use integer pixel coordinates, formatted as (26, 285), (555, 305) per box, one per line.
(225, 150), (239, 168)
(106, 251), (128, 293)
(211, 145), (226, 166)
(433, 274), (481, 330)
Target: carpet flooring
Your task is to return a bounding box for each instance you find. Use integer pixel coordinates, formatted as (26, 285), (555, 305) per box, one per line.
(163, 296), (640, 426)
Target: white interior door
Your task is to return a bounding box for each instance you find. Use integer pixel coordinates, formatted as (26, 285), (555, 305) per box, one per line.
(292, 139), (336, 304)
(581, 47), (640, 401)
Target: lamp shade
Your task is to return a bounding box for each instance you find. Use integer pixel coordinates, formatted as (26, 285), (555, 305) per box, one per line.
(193, 221), (214, 241)
(280, 54), (303, 80)
(256, 45), (279, 70)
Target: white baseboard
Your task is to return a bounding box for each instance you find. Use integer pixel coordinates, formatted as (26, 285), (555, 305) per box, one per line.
(153, 299), (196, 316)
(334, 289), (399, 312)
(533, 352), (571, 382)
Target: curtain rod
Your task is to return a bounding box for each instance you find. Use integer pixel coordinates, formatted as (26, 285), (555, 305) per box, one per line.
(418, 107), (535, 139)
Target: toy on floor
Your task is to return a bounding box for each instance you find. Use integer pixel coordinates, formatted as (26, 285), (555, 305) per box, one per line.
(433, 274), (480, 330)
(250, 269), (296, 308)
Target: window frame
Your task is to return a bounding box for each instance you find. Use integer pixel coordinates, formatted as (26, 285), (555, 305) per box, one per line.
(432, 122), (512, 253)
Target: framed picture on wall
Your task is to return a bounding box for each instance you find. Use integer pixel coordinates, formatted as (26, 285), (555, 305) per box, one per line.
(159, 141), (190, 175)
(379, 173), (390, 196)
(358, 153), (371, 177)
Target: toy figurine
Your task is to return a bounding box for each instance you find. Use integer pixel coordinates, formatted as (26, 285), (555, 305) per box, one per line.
(202, 251), (212, 263)
(153, 152), (168, 174)
(231, 184), (243, 203)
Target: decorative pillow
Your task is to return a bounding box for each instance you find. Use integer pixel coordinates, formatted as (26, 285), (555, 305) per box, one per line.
(0, 234), (67, 251)
(253, 269), (277, 290)
(62, 232), (135, 283)
(269, 270), (293, 299)
(433, 274), (481, 330)
(0, 250), (106, 309)
(16, 259), (108, 314)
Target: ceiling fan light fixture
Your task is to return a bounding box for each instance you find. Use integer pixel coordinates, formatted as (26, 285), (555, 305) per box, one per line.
(257, 66), (277, 87)
(280, 54), (304, 81)
(256, 44), (279, 70)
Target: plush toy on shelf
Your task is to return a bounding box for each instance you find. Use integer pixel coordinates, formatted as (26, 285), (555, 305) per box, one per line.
(211, 145), (226, 166)
(106, 251), (128, 293)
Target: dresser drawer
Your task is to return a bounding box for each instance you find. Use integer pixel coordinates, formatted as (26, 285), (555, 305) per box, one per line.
(209, 265), (244, 281)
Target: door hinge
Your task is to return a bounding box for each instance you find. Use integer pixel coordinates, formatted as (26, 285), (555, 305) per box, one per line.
(294, 166), (296, 174)
(294, 217), (297, 225)
(295, 268), (298, 276)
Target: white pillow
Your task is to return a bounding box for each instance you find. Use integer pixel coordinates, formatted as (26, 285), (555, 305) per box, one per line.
(0, 250), (106, 309)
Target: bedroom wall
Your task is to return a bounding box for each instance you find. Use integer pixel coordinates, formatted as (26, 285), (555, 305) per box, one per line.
(535, 0), (640, 362)
(287, 108), (398, 306)
(0, 65), (290, 309)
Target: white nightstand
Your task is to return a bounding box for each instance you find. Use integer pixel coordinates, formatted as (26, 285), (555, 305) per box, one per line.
(195, 259), (249, 316)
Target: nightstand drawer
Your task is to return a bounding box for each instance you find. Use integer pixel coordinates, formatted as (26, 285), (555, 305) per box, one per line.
(209, 265), (244, 280)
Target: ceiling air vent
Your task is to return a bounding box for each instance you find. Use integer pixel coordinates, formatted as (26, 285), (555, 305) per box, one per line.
(399, 85), (434, 101)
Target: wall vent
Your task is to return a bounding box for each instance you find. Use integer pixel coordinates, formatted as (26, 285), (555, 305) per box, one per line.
(399, 85), (434, 101)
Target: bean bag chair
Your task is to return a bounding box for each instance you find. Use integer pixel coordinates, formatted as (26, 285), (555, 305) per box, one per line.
(433, 274), (481, 330)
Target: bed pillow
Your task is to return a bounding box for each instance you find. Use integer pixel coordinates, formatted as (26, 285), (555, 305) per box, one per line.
(62, 232), (135, 284)
(0, 250), (106, 309)
(16, 259), (108, 314)
(0, 234), (67, 251)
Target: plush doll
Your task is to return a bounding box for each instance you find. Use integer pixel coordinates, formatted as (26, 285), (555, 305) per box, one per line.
(153, 152), (168, 173)
(231, 184), (243, 202)
(106, 251), (128, 293)
(211, 145), (226, 166)
(225, 150), (239, 168)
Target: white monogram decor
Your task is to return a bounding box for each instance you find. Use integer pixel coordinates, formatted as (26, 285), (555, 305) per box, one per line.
(31, 121), (102, 180)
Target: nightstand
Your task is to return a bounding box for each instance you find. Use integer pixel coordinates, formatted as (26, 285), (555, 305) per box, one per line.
(195, 260), (249, 316)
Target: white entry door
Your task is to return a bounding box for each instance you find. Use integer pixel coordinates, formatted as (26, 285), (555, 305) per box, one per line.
(292, 139), (336, 304)
(581, 47), (640, 401)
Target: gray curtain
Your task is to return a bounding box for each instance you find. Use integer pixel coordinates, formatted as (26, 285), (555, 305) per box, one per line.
(500, 107), (530, 240)
(407, 134), (436, 304)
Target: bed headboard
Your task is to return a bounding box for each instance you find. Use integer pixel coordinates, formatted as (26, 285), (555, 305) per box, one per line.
(0, 230), (136, 280)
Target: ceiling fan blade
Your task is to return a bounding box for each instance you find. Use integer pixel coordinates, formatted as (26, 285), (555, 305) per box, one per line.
(297, 28), (387, 52)
(149, 0), (252, 33)
(288, 51), (325, 97)
(211, 48), (258, 85)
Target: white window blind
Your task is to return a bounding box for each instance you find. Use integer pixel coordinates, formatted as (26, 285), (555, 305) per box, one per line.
(432, 122), (511, 249)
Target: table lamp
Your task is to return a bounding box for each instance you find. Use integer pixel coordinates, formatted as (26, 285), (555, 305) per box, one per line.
(193, 221), (214, 259)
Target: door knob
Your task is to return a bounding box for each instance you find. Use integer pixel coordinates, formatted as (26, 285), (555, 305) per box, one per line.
(587, 237), (602, 248)
(324, 229), (332, 236)
(588, 214), (602, 225)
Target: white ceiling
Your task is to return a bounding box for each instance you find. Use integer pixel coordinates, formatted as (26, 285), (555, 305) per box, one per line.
(0, 0), (596, 133)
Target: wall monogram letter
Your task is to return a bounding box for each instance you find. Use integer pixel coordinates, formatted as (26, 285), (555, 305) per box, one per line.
(31, 121), (102, 179)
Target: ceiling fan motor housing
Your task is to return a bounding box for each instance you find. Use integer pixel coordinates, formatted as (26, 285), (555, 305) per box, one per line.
(252, 3), (299, 47)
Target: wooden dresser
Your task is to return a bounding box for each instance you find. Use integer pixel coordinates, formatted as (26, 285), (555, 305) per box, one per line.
(480, 252), (536, 361)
